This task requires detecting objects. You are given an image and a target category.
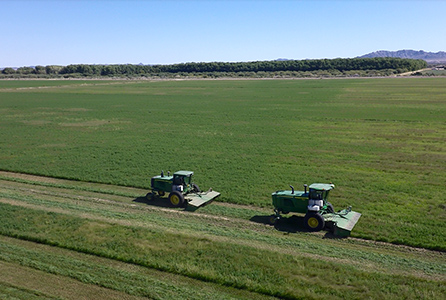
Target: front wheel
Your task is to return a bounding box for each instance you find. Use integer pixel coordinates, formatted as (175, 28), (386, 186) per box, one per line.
(192, 184), (201, 193)
(304, 212), (325, 232)
(269, 215), (279, 225)
(325, 202), (335, 213)
(169, 191), (185, 208)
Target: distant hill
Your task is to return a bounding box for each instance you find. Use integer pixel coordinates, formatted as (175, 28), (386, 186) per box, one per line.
(358, 50), (446, 63)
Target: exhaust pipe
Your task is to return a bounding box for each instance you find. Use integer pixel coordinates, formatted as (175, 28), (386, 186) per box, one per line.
(304, 184), (308, 193)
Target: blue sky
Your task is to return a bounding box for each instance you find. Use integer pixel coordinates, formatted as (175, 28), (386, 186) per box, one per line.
(2, 0), (445, 67)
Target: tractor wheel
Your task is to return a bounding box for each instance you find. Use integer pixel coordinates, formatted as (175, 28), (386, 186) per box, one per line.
(269, 215), (279, 225)
(146, 192), (154, 200)
(169, 191), (185, 208)
(192, 184), (201, 193)
(304, 212), (325, 232)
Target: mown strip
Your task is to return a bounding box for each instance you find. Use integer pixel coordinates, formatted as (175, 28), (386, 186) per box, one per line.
(0, 173), (143, 198)
(0, 202), (444, 300)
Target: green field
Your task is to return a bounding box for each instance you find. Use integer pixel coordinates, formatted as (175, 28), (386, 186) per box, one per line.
(0, 172), (444, 299)
(0, 78), (445, 299)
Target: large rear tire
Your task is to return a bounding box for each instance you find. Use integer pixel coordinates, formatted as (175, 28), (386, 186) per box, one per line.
(304, 212), (325, 231)
(169, 191), (185, 208)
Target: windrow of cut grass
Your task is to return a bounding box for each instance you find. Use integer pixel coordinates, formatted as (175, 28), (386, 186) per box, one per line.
(0, 78), (445, 250)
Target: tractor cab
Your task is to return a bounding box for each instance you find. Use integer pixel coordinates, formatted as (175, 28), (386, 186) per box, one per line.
(172, 170), (194, 193)
(308, 183), (334, 200)
(307, 183), (335, 213)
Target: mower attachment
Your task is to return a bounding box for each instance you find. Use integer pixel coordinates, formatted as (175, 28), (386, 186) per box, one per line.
(323, 207), (362, 237)
(185, 189), (220, 211)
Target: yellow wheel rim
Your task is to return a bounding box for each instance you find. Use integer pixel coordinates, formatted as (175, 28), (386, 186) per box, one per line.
(307, 217), (319, 229)
(170, 195), (180, 206)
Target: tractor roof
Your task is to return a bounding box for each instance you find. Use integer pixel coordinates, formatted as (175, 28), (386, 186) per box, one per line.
(309, 183), (335, 191)
(174, 170), (194, 177)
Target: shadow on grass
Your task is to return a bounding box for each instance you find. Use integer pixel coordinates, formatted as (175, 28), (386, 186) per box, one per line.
(250, 214), (341, 239)
(250, 215), (306, 233)
(133, 192), (176, 209)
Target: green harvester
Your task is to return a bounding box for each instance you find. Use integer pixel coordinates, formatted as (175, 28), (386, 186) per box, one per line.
(148, 170), (220, 211)
(271, 183), (361, 237)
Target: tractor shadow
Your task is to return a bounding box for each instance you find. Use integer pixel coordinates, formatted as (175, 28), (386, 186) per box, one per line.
(250, 215), (306, 233)
(250, 215), (341, 239)
(132, 192), (176, 209)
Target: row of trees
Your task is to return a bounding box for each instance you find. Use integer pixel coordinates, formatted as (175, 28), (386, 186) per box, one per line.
(2, 65), (64, 75)
(2, 57), (427, 77)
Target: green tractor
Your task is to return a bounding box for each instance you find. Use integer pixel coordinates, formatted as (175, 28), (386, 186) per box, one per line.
(271, 183), (361, 237)
(148, 170), (220, 211)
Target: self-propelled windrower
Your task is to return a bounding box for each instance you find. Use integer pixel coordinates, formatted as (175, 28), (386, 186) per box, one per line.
(270, 183), (361, 237)
(148, 170), (220, 211)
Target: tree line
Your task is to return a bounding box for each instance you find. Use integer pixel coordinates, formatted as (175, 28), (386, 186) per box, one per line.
(2, 57), (427, 77)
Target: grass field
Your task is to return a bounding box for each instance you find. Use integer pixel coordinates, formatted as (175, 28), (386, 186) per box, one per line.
(0, 171), (444, 299)
(0, 78), (445, 298)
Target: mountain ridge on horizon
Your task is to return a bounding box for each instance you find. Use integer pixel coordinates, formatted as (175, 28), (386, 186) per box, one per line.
(357, 49), (446, 63)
